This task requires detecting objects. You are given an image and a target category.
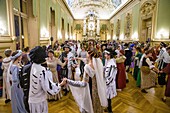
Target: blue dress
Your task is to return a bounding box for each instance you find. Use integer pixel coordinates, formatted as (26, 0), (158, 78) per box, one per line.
(10, 64), (27, 113)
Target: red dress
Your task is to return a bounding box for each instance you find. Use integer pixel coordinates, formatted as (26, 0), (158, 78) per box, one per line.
(116, 62), (126, 89)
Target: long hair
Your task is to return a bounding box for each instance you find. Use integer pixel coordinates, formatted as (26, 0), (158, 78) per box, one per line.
(88, 48), (100, 59)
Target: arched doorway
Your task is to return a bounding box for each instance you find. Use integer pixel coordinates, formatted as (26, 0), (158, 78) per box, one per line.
(139, 0), (156, 42)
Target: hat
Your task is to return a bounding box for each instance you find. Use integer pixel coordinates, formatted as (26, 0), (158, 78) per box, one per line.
(130, 44), (135, 48)
(11, 50), (22, 60)
(101, 44), (107, 49)
(48, 49), (54, 54)
(63, 44), (71, 51)
(160, 42), (167, 47)
(29, 46), (46, 64)
(4, 49), (12, 57)
(68, 42), (74, 45)
(124, 43), (129, 47)
(104, 48), (117, 58)
(104, 48), (112, 55)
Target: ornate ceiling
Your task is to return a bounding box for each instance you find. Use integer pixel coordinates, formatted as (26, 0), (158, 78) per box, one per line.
(65, 0), (128, 19)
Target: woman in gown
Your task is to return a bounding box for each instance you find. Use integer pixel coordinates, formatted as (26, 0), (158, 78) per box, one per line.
(133, 47), (142, 80)
(140, 48), (159, 93)
(9, 50), (27, 113)
(116, 50), (126, 91)
(64, 49), (108, 113)
(1, 49), (12, 103)
(46, 49), (67, 100)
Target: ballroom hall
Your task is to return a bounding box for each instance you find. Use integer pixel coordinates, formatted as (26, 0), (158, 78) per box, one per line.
(0, 0), (170, 113)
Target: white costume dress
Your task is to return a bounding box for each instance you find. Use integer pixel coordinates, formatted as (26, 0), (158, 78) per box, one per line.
(67, 52), (78, 79)
(68, 58), (108, 113)
(28, 63), (61, 113)
(1, 57), (11, 99)
(104, 59), (117, 99)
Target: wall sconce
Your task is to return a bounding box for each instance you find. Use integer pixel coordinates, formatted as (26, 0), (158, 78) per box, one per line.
(22, 35), (24, 39)
(12, 36), (17, 41)
(41, 28), (49, 37)
(58, 30), (62, 39)
(132, 32), (138, 40)
(73, 35), (76, 40)
(157, 29), (169, 39)
(70, 35), (73, 39)
(120, 34), (124, 40)
(65, 33), (68, 40)
(113, 35), (116, 40)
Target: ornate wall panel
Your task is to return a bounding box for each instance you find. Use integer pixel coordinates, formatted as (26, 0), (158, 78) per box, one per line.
(124, 13), (132, 38)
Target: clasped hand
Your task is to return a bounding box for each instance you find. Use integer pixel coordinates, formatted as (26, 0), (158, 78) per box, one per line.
(59, 78), (68, 86)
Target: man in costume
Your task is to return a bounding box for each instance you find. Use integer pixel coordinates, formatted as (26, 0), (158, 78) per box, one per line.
(28, 46), (66, 113)
(104, 48), (117, 113)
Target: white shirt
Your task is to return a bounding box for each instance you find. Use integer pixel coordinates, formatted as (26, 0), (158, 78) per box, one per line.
(29, 63), (61, 103)
(161, 51), (170, 63)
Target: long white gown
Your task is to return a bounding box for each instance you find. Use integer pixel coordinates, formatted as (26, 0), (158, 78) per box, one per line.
(68, 58), (108, 113)
(1, 57), (11, 99)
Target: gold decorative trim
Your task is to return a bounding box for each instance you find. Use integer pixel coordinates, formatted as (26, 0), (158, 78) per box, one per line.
(40, 37), (49, 41)
(0, 36), (12, 43)
(140, 0), (156, 20)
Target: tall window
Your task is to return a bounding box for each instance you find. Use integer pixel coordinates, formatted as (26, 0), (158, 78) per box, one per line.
(62, 18), (64, 30)
(68, 23), (69, 35)
(13, 0), (28, 49)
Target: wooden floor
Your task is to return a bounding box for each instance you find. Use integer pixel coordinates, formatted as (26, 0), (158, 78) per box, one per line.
(0, 73), (170, 113)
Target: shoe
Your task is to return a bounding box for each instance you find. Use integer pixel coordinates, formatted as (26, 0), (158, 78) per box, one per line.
(5, 99), (11, 104)
(141, 89), (148, 93)
(162, 98), (166, 102)
(104, 108), (108, 112)
(64, 90), (68, 96)
(137, 86), (141, 88)
(126, 79), (129, 83)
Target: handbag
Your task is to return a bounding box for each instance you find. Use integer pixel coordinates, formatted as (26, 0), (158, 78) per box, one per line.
(140, 66), (151, 75)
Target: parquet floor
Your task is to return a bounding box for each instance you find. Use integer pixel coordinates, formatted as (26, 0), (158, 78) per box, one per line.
(0, 73), (170, 113)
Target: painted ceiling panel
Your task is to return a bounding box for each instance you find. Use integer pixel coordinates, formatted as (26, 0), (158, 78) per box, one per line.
(65, 0), (128, 19)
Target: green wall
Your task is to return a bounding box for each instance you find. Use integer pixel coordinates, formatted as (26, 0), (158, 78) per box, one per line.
(0, 0), (8, 35)
(38, 0), (73, 39)
(40, 0), (47, 34)
(111, 2), (140, 40)
(156, 0), (170, 39)
(132, 3), (140, 35)
(120, 14), (125, 34)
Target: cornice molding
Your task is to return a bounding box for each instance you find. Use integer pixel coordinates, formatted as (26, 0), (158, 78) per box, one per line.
(109, 0), (135, 20)
(59, 0), (75, 20)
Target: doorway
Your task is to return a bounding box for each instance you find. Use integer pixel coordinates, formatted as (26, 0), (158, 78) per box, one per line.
(141, 18), (152, 42)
